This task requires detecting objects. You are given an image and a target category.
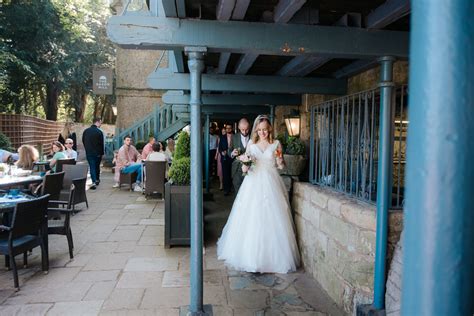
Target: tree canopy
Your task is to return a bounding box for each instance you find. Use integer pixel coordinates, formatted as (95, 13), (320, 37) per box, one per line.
(0, 0), (116, 123)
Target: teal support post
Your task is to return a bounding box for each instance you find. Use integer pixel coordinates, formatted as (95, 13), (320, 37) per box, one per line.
(402, 1), (474, 314)
(270, 105), (275, 126)
(373, 56), (395, 310)
(186, 47), (207, 315)
(204, 114), (210, 194)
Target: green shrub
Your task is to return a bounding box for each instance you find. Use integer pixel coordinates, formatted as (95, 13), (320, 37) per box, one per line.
(0, 132), (12, 151)
(135, 141), (146, 151)
(174, 131), (190, 160)
(168, 157), (191, 185)
(286, 136), (305, 155)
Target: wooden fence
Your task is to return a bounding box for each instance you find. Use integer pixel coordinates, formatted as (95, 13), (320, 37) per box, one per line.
(0, 114), (63, 155)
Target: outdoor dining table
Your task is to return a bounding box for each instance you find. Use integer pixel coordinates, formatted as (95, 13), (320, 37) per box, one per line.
(0, 192), (50, 271)
(0, 174), (43, 190)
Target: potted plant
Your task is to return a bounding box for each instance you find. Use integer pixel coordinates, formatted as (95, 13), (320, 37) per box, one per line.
(277, 135), (307, 176)
(164, 131), (191, 248)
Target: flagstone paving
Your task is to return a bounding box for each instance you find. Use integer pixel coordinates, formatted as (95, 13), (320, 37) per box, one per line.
(0, 172), (344, 315)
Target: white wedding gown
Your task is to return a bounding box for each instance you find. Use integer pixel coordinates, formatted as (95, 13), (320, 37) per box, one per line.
(217, 140), (301, 273)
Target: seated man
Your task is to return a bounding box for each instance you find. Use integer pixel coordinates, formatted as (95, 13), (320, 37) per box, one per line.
(113, 135), (143, 191)
(64, 138), (78, 160)
(141, 136), (155, 160)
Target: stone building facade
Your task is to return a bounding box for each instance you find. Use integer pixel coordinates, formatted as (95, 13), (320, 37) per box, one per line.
(115, 48), (166, 131)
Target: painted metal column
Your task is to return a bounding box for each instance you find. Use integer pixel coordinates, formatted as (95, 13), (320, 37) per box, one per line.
(270, 105), (275, 126)
(186, 47), (207, 314)
(373, 56), (395, 309)
(402, 1), (474, 314)
(204, 114), (210, 193)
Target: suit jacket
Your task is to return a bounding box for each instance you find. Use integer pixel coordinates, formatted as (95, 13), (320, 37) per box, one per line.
(218, 134), (233, 161)
(230, 133), (250, 177)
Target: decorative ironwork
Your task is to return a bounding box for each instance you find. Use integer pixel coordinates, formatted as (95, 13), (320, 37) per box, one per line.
(310, 85), (408, 207)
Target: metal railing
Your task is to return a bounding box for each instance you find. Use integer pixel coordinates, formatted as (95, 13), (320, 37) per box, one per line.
(104, 103), (191, 162)
(309, 85), (408, 208)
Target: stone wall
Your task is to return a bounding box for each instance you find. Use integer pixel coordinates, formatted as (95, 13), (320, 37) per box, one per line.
(292, 183), (403, 314)
(115, 47), (167, 130)
(385, 234), (403, 316)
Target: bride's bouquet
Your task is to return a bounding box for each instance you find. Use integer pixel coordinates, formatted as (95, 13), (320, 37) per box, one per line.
(238, 153), (254, 175)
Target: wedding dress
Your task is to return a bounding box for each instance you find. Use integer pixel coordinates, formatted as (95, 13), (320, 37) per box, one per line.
(217, 140), (300, 273)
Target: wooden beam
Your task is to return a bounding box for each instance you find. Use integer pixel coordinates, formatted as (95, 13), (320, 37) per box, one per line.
(332, 59), (379, 79)
(163, 91), (302, 105)
(216, 0), (235, 21)
(274, 0), (307, 23)
(148, 72), (346, 94)
(277, 13), (361, 77)
(161, 0), (177, 17)
(232, 0), (251, 20)
(169, 50), (185, 72)
(216, 0), (250, 74)
(330, 0), (411, 78)
(173, 104), (272, 114)
(107, 16), (409, 58)
(175, 0), (186, 18)
(367, 0), (410, 29)
(234, 0), (306, 75)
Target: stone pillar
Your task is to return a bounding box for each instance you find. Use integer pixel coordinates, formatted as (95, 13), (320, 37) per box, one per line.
(402, 0), (474, 314)
(185, 46), (208, 315)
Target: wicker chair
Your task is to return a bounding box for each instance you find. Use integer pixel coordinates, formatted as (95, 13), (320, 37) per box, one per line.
(55, 158), (76, 173)
(48, 184), (76, 259)
(60, 164), (88, 211)
(143, 161), (167, 197)
(0, 195), (50, 290)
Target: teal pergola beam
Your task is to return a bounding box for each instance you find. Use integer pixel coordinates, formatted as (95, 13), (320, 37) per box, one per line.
(171, 104), (271, 115)
(402, 0), (474, 314)
(148, 73), (346, 94)
(163, 91), (301, 106)
(107, 16), (409, 58)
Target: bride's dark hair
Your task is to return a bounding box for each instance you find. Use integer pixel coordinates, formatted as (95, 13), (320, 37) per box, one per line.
(251, 115), (274, 144)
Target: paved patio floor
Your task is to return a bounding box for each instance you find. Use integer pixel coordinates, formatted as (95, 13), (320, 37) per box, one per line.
(0, 171), (344, 315)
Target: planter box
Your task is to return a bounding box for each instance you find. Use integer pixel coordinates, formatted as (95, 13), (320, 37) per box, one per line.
(165, 182), (190, 248)
(281, 154), (307, 176)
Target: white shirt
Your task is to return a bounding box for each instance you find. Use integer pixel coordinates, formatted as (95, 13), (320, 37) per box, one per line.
(147, 152), (167, 162)
(65, 149), (78, 160)
(209, 134), (219, 150)
(241, 134), (249, 149)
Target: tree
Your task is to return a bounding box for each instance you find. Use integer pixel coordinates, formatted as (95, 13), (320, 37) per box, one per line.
(0, 0), (116, 122)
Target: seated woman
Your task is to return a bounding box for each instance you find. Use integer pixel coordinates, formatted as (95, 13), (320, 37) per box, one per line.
(50, 141), (68, 172)
(16, 145), (39, 170)
(146, 142), (167, 162)
(64, 138), (78, 160)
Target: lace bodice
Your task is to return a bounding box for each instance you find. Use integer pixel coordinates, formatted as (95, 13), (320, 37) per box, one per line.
(247, 140), (280, 170)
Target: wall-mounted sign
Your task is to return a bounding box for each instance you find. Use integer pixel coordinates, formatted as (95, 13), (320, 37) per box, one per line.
(93, 67), (113, 95)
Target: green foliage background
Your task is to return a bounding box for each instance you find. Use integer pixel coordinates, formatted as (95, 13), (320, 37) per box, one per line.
(0, 132), (12, 151)
(168, 157), (191, 186)
(0, 0), (116, 123)
(173, 132), (191, 160)
(168, 131), (191, 185)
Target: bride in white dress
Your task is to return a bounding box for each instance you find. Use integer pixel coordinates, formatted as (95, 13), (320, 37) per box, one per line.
(217, 115), (300, 273)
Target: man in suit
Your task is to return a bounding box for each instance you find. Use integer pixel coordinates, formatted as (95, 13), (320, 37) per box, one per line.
(229, 118), (251, 193)
(218, 124), (234, 195)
